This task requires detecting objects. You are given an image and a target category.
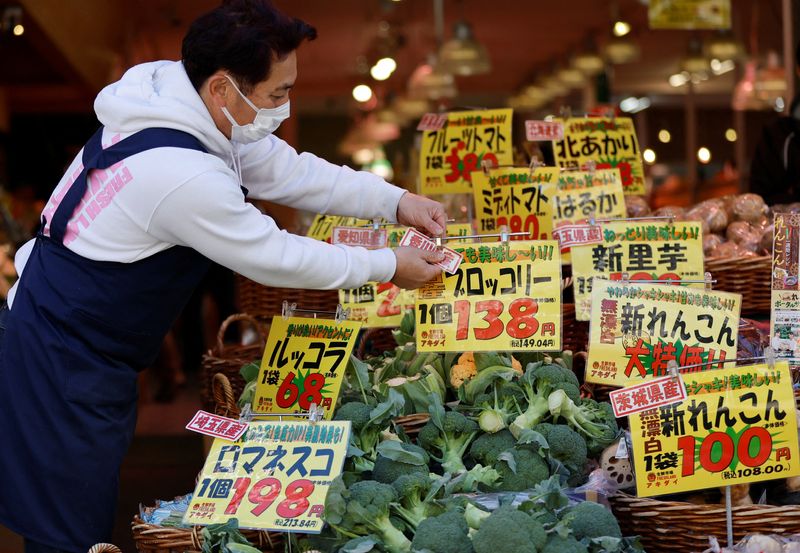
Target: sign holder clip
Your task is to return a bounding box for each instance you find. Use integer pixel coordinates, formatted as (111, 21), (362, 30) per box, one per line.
(281, 300), (350, 323)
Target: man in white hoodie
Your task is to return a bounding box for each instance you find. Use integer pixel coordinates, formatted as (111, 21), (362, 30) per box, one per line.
(0, 1), (446, 551)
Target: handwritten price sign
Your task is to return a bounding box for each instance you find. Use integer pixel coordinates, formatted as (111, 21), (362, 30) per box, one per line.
(306, 214), (370, 242)
(184, 420), (350, 531)
(553, 117), (645, 195)
(415, 240), (562, 352)
(630, 361), (799, 498)
(339, 282), (416, 328)
(471, 167), (558, 240)
(571, 221), (705, 321)
(253, 316), (361, 418)
(420, 108), (513, 195)
(587, 279), (741, 387)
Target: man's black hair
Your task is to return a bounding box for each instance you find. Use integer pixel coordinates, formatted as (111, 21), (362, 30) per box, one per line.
(182, 0), (317, 93)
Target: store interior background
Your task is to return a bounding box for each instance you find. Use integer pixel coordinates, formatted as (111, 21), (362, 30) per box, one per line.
(0, 0), (795, 551)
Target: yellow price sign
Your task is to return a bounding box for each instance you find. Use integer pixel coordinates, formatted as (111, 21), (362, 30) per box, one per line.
(587, 279), (741, 386)
(420, 109), (513, 195)
(415, 240), (562, 352)
(184, 420), (350, 531)
(471, 167), (558, 240)
(339, 283), (415, 328)
(553, 117), (645, 196)
(253, 316), (362, 418)
(571, 221), (704, 321)
(648, 0), (731, 29)
(630, 362), (799, 498)
(306, 214), (369, 242)
(554, 169), (627, 263)
(339, 224), (474, 328)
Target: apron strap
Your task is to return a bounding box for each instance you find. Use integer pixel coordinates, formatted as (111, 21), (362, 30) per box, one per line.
(49, 127), (207, 244)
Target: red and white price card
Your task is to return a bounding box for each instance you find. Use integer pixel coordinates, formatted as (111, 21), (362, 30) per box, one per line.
(186, 410), (249, 441)
(552, 223), (603, 251)
(525, 120), (564, 142)
(609, 375), (687, 418)
(398, 227), (463, 274)
(331, 226), (388, 249)
(417, 112), (448, 131)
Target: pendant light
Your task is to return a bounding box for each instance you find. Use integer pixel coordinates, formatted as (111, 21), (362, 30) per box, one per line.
(438, 20), (491, 76)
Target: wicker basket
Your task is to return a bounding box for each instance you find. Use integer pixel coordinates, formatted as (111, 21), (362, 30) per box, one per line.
(562, 304), (589, 354)
(394, 413), (430, 439)
(610, 492), (800, 553)
(199, 314), (267, 414)
(706, 255), (771, 315)
(131, 515), (282, 553)
(235, 274), (339, 325)
(356, 327), (399, 359)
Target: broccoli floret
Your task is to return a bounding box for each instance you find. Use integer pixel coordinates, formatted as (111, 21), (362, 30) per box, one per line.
(542, 535), (588, 553)
(472, 506), (547, 553)
(409, 510), (474, 553)
(372, 443), (429, 484)
(335, 401), (377, 472)
(509, 363), (581, 439)
(580, 398), (620, 456)
(417, 411), (478, 474)
(531, 423), (588, 474)
(474, 383), (518, 433)
(391, 473), (443, 529)
(493, 447), (550, 492)
(324, 479), (412, 553)
(468, 429), (516, 466)
(548, 391), (619, 456)
(560, 501), (622, 540)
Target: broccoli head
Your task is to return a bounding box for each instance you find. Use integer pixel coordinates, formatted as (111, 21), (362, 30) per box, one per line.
(391, 472), (443, 529)
(409, 510), (474, 553)
(509, 363), (581, 439)
(371, 442), (429, 484)
(560, 501), (622, 540)
(324, 479), (411, 553)
(493, 447), (550, 492)
(472, 506), (547, 553)
(417, 411), (478, 474)
(531, 423), (588, 474)
(468, 429), (516, 466)
(542, 535), (588, 553)
(548, 391), (619, 456)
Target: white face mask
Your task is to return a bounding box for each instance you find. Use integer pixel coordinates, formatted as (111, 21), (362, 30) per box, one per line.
(220, 75), (290, 144)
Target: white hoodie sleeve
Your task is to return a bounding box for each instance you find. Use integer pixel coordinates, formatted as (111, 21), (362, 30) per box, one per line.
(238, 136), (407, 221)
(146, 169), (397, 289)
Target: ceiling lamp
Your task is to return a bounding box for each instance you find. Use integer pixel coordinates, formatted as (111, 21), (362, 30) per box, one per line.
(604, 34), (640, 64)
(522, 83), (552, 103)
(557, 64), (587, 88)
(408, 58), (458, 101)
(539, 74), (568, 98)
(438, 20), (491, 76)
(572, 37), (605, 76)
(706, 30), (745, 61)
(393, 96), (431, 120)
(681, 37), (709, 74)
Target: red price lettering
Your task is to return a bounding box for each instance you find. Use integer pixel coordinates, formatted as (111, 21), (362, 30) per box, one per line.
(276, 373), (326, 410)
(225, 477), (315, 519)
(248, 477), (282, 516)
(677, 428), (772, 477)
(454, 298), (539, 341)
(376, 283), (401, 317)
(225, 477), (251, 515)
(276, 479), (315, 518)
(496, 215), (540, 239)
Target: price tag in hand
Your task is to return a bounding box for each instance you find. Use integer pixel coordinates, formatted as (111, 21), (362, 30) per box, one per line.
(398, 228), (463, 274)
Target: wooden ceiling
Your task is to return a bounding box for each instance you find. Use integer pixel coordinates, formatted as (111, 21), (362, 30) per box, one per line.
(0, 0), (788, 115)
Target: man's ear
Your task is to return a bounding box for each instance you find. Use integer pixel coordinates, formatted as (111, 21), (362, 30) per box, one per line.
(205, 72), (231, 108)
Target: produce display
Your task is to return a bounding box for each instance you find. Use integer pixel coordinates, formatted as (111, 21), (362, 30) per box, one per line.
(625, 193), (773, 258)
(260, 312), (647, 553)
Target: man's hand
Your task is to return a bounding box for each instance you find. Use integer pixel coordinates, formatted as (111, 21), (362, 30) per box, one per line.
(396, 192), (447, 236)
(391, 246), (444, 289)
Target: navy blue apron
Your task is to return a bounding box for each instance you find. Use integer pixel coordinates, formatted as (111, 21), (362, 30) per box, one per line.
(0, 127), (217, 551)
